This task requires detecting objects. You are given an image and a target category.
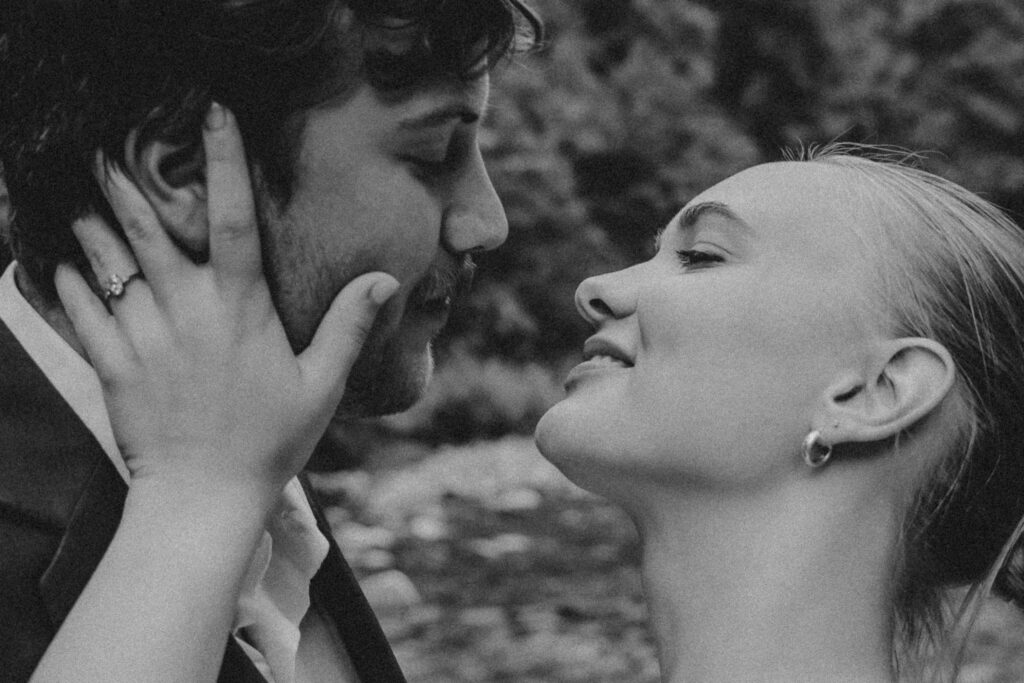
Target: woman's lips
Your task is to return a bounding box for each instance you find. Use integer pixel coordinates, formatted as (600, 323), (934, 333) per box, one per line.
(564, 353), (631, 390)
(582, 337), (634, 367)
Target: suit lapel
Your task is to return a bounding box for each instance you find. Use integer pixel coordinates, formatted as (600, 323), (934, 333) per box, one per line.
(0, 318), (268, 682)
(0, 317), (110, 534)
(301, 475), (408, 682)
(2, 314), (407, 682)
(37, 454), (126, 627)
(0, 316), (128, 632)
(31, 459), (277, 682)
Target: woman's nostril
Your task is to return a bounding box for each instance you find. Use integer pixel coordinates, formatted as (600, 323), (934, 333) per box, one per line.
(590, 298), (614, 317)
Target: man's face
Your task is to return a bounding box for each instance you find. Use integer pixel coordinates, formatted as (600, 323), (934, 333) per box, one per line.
(257, 75), (507, 416)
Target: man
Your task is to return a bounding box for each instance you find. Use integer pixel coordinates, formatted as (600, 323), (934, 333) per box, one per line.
(0, 1), (540, 681)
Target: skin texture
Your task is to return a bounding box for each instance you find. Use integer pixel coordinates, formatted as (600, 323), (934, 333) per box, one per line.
(257, 77), (506, 416)
(535, 161), (958, 682)
(537, 162), (886, 496)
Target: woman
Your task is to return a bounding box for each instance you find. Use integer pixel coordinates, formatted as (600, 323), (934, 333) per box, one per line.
(535, 144), (1024, 681)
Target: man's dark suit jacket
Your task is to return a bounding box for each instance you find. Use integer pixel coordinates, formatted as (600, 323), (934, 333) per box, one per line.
(0, 317), (406, 682)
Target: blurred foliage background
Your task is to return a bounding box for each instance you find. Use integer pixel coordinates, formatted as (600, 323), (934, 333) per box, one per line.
(346, 0), (1024, 451)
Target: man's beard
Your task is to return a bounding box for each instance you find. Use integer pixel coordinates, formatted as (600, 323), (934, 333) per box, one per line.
(339, 255), (476, 417)
(254, 184), (476, 418)
(338, 324), (433, 417)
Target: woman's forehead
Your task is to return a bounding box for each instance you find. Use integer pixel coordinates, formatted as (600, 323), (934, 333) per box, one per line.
(674, 162), (878, 254)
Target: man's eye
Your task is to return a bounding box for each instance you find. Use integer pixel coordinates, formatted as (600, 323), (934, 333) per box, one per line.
(403, 151), (453, 178)
(411, 156), (449, 172)
(676, 249), (723, 269)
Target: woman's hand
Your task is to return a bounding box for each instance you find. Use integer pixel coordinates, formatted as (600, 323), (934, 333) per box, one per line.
(55, 103), (397, 498)
(33, 103), (396, 683)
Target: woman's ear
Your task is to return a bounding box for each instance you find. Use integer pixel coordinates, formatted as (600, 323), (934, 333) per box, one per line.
(119, 129), (209, 255)
(817, 338), (957, 445)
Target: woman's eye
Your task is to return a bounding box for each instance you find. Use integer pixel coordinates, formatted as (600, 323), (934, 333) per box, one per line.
(676, 249), (724, 269)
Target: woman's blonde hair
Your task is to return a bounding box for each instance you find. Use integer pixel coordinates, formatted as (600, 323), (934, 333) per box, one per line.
(796, 143), (1024, 680)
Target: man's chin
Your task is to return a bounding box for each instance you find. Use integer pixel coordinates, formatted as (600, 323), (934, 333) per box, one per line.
(337, 342), (435, 418)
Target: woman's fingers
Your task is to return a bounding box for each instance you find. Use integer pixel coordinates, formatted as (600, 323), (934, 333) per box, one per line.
(203, 104), (261, 292)
(72, 214), (143, 305)
(70, 213), (167, 345)
(54, 262), (123, 371)
(90, 103), (260, 308)
(300, 272), (399, 404)
(93, 154), (186, 293)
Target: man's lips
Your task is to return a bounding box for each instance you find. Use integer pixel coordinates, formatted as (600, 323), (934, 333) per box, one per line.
(407, 255), (476, 315)
(415, 293), (452, 315)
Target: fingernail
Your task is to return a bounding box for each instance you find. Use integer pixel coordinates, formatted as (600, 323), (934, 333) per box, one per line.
(53, 261), (79, 285)
(369, 276), (399, 306)
(205, 102), (226, 130)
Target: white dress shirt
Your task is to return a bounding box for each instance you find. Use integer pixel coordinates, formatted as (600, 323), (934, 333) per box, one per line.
(0, 262), (359, 683)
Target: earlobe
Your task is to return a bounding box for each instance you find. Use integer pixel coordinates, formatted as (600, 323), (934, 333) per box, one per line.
(817, 338), (957, 445)
(119, 130), (209, 255)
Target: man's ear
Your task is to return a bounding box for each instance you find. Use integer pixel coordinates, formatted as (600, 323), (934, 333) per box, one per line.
(816, 338), (957, 445)
(121, 130), (209, 255)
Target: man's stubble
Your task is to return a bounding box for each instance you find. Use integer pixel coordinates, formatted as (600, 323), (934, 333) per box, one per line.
(254, 187), (443, 418)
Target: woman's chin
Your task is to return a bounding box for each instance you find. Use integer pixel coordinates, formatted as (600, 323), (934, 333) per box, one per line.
(534, 402), (604, 485)
(534, 402), (571, 461)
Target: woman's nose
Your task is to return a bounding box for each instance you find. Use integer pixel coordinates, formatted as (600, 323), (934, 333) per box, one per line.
(574, 267), (638, 327)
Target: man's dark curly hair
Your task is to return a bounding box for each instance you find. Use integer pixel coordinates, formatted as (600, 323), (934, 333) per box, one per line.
(0, 0), (542, 300)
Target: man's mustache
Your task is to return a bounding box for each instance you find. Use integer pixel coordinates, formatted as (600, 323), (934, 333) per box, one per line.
(407, 254), (477, 308)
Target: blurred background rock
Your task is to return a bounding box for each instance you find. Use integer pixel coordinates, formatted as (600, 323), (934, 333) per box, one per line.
(4, 0), (1024, 679)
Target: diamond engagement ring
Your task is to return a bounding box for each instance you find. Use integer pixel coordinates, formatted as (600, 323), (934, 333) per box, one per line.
(102, 272), (142, 301)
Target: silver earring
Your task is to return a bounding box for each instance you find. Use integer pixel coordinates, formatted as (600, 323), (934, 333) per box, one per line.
(802, 430), (832, 468)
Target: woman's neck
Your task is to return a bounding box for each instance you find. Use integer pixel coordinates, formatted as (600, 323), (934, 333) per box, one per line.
(630, 475), (899, 683)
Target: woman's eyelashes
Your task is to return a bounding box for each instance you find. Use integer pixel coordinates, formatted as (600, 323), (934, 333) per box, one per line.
(675, 249), (724, 269)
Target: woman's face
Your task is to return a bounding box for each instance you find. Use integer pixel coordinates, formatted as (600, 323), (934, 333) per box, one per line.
(535, 162), (890, 493)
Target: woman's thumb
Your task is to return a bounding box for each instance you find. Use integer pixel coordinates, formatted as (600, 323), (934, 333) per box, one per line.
(299, 272), (399, 397)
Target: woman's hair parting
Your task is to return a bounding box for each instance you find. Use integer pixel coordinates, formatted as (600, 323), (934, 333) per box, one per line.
(795, 143), (1024, 679)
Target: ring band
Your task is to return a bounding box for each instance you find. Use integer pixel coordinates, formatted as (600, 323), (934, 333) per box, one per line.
(102, 272), (142, 301)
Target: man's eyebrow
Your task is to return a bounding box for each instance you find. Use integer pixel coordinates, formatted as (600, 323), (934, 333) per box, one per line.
(398, 104), (481, 130)
(654, 200), (752, 249)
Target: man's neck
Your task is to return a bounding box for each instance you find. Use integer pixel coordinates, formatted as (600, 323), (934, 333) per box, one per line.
(14, 263), (88, 359)
(631, 474), (899, 683)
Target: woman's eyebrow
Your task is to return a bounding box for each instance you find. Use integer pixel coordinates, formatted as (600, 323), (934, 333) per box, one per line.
(654, 201), (753, 249)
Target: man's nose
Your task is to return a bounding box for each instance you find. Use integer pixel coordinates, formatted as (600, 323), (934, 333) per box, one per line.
(442, 150), (508, 253)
